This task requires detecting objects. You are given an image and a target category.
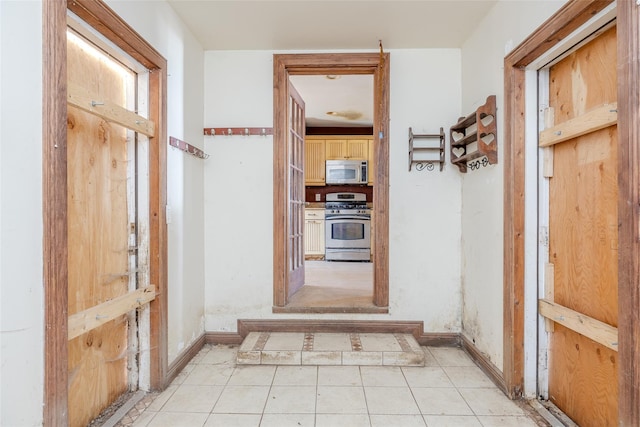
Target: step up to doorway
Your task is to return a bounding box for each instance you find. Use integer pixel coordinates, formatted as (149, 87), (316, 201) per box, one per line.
(237, 332), (425, 367)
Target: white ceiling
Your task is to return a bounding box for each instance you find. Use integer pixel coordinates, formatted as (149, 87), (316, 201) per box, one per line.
(167, 0), (499, 127)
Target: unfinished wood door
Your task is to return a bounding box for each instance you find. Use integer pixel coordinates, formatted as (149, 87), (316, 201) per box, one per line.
(67, 32), (135, 427)
(287, 80), (306, 298)
(546, 26), (618, 426)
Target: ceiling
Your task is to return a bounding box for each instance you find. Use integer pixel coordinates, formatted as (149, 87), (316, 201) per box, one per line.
(167, 0), (499, 127)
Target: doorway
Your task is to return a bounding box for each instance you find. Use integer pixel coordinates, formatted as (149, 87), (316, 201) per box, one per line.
(540, 24), (618, 426)
(287, 74), (375, 311)
(504, 0), (640, 425)
(272, 53), (389, 312)
(43, 1), (168, 424)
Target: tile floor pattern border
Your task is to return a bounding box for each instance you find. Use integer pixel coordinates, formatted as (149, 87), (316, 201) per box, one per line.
(115, 345), (550, 427)
(237, 332), (426, 366)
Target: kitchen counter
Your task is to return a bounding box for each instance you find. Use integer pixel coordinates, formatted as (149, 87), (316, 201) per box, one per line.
(305, 202), (325, 209)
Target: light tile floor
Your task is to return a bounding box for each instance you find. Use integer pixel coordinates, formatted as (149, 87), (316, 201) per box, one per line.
(120, 345), (549, 427)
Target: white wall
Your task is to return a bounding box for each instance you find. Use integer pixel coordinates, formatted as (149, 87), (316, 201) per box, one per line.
(459, 0), (566, 371)
(0, 1), (44, 425)
(106, 0), (206, 364)
(203, 49), (464, 332)
(0, 2), (204, 424)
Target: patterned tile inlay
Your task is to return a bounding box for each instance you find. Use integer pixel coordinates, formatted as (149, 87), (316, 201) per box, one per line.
(394, 333), (413, 352)
(237, 332), (425, 366)
(303, 332), (314, 351)
(350, 333), (363, 351)
(253, 332), (270, 351)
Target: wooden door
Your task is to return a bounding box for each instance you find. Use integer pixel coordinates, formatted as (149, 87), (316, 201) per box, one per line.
(67, 32), (135, 427)
(287, 80), (306, 298)
(545, 26), (618, 426)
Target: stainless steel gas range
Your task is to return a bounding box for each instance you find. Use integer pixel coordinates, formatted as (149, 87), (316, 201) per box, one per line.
(324, 192), (371, 262)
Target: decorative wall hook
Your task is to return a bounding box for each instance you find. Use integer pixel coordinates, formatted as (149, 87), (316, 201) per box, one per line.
(204, 127), (274, 137)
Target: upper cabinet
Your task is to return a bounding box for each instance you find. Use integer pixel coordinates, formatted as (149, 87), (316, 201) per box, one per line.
(325, 137), (369, 160)
(304, 137), (326, 186)
(305, 135), (374, 186)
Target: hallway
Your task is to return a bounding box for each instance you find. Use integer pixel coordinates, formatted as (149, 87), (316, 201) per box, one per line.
(117, 345), (547, 427)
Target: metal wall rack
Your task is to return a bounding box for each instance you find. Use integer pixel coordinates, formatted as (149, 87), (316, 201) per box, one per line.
(408, 127), (445, 171)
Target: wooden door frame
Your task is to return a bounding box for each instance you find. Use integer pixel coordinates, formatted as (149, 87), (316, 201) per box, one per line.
(273, 53), (390, 308)
(504, 0), (639, 423)
(43, 0), (168, 424)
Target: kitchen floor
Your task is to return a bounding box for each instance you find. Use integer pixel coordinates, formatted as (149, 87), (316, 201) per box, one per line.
(118, 344), (548, 427)
(285, 261), (375, 310)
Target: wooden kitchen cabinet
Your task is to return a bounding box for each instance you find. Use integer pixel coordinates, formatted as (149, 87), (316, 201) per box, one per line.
(304, 137), (326, 186)
(325, 136), (370, 160)
(305, 135), (374, 186)
(304, 208), (325, 259)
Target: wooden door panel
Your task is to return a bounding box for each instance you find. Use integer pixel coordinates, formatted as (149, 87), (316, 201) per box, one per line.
(547, 26), (618, 427)
(287, 80), (306, 298)
(67, 33), (133, 427)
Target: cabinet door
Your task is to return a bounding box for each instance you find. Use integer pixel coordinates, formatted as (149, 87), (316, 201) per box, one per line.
(305, 139), (326, 185)
(304, 219), (325, 256)
(325, 139), (347, 160)
(346, 139), (369, 159)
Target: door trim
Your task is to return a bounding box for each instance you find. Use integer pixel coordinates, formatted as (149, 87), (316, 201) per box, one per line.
(273, 53), (390, 308)
(504, 2), (640, 424)
(43, 0), (168, 424)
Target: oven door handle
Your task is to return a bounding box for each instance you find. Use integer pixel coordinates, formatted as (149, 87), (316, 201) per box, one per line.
(325, 216), (370, 221)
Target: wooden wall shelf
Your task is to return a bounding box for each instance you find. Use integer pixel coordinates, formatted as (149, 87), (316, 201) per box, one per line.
(450, 95), (497, 173)
(408, 127), (445, 171)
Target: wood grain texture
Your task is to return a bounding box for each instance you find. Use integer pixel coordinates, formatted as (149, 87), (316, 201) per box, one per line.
(65, 0), (170, 388)
(539, 103), (617, 147)
(68, 0), (164, 71)
(547, 26), (618, 427)
(67, 83), (156, 137)
(68, 287), (156, 341)
(373, 53), (390, 307)
(539, 299), (618, 351)
(43, 0), (69, 425)
(509, 0), (614, 68)
(45, 3), (169, 424)
(616, 1), (640, 425)
(502, 0), (613, 401)
(147, 63), (169, 391)
(67, 34), (132, 427)
(502, 62), (526, 399)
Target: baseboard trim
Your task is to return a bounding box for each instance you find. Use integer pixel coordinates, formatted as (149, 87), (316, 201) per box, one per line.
(166, 334), (205, 386)
(205, 331), (244, 345)
(237, 319), (425, 340)
(416, 332), (461, 347)
(460, 333), (507, 394)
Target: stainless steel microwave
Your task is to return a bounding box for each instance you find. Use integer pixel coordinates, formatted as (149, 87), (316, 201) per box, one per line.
(325, 159), (368, 185)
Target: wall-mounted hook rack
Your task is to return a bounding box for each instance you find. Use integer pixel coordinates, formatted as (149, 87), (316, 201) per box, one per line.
(408, 127), (445, 171)
(204, 127), (273, 137)
(169, 136), (209, 159)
